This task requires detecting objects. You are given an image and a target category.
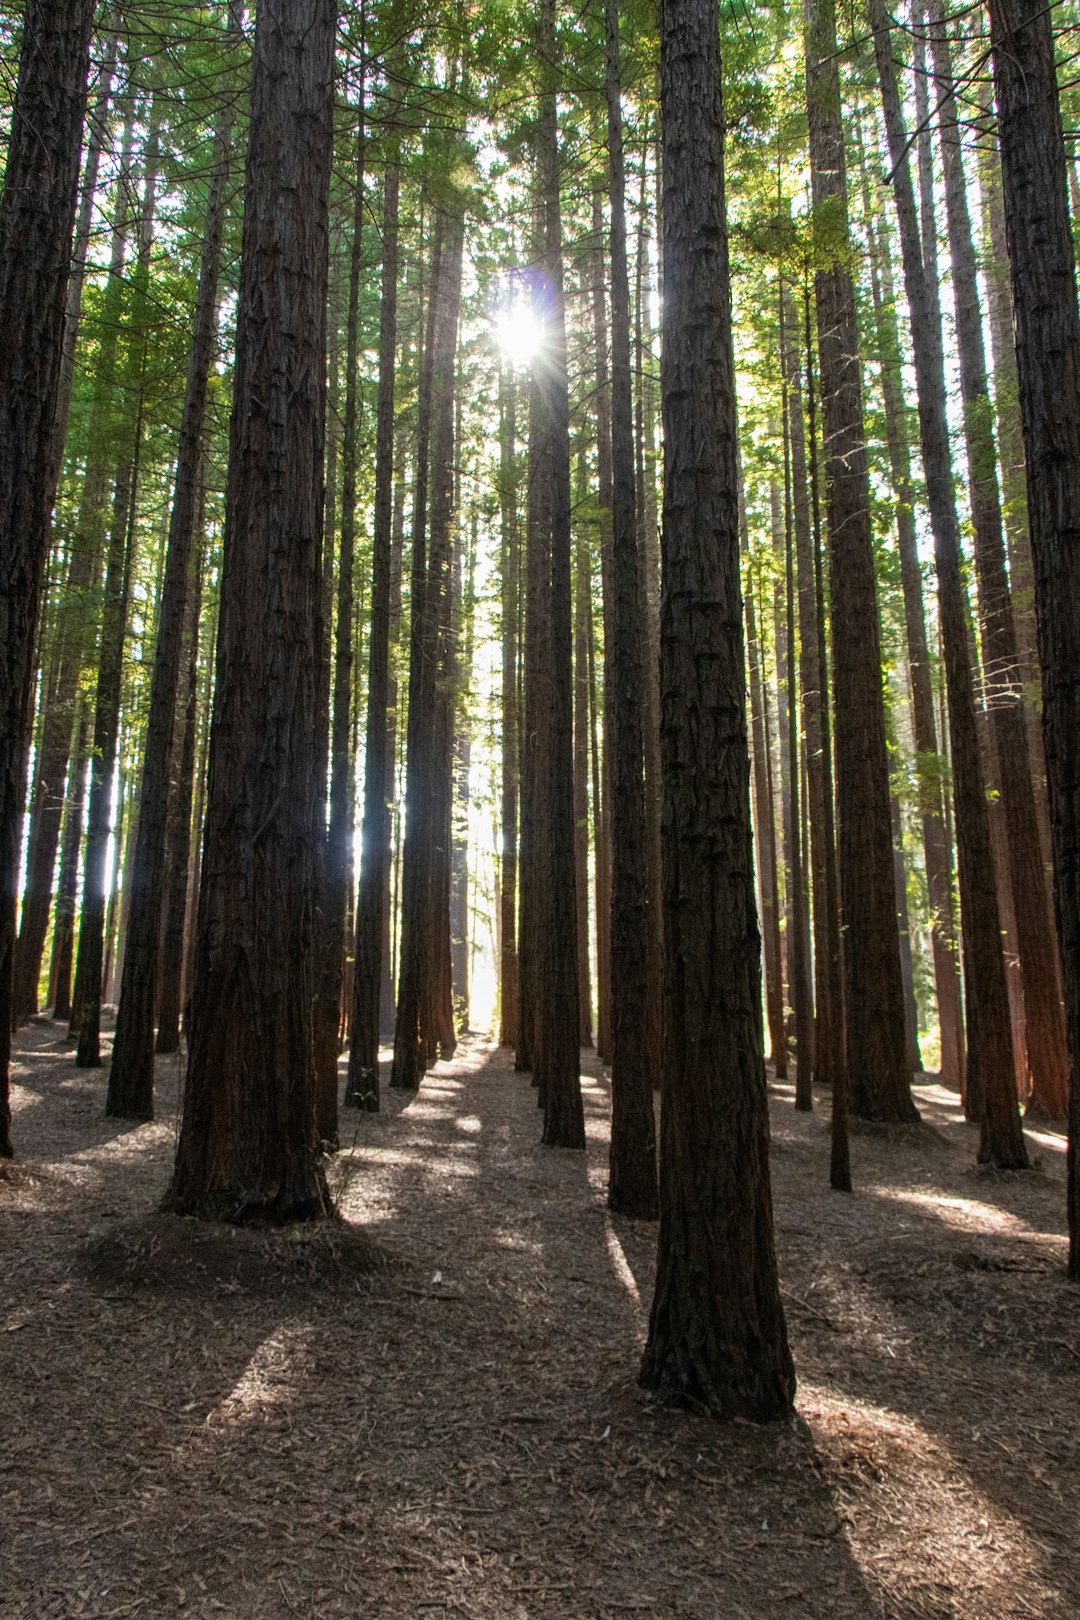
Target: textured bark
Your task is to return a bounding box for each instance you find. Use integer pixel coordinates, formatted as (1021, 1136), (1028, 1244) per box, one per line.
(532, 0), (584, 1149)
(49, 706), (88, 1021)
(800, 286), (850, 1188)
(498, 366), (520, 1049)
(804, 0), (915, 1123)
(782, 284), (841, 1093)
(391, 206), (464, 1088)
(348, 154), (399, 1108)
(605, 0), (657, 1217)
(987, 0), (1080, 1267)
(11, 34), (118, 1023)
(0, 0), (96, 1152)
(856, 131), (965, 1091)
(930, 9), (1068, 1122)
(745, 561), (787, 1081)
(589, 187), (613, 1065)
(108, 29), (237, 1117)
(73, 113), (161, 1068)
(156, 530), (204, 1055)
(871, 0), (1026, 1167)
(639, 0), (794, 1420)
(450, 518), (475, 1032)
(314, 90), (367, 1136)
(164, 0), (337, 1223)
(572, 517), (593, 1047)
(779, 382), (815, 1107)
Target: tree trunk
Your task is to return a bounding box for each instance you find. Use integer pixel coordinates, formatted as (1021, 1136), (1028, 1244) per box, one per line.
(987, 0), (1080, 1269)
(604, 0), (658, 1216)
(588, 185), (613, 1065)
(156, 528), (204, 1055)
(348, 152), (399, 1108)
(0, 0), (96, 1152)
(498, 363), (521, 1048)
(572, 511), (593, 1047)
(856, 124), (965, 1091)
(164, 0), (337, 1223)
(930, 7), (1068, 1123)
(804, 0), (915, 1123)
(639, 0), (795, 1420)
(531, 0), (584, 1149)
(745, 557), (787, 1081)
(108, 25), (237, 1116)
(871, 0), (1026, 1167)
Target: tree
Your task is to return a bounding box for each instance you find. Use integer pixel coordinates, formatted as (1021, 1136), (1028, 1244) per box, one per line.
(604, 0), (658, 1217)
(987, 0), (1080, 1269)
(164, 0), (337, 1222)
(639, 0), (794, 1419)
(803, 0), (915, 1125)
(0, 0), (97, 1156)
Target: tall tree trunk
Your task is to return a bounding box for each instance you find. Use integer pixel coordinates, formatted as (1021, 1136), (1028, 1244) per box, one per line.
(533, 0), (584, 1149)
(640, 0), (794, 1418)
(572, 511), (593, 1047)
(871, 0), (1026, 1167)
(986, 0), (1080, 1269)
(450, 516), (476, 1033)
(782, 282), (841, 1093)
(49, 705), (89, 1022)
(164, 0), (337, 1223)
(315, 83), (367, 1134)
(605, 0), (658, 1216)
(391, 202), (464, 1087)
(804, 0), (915, 1124)
(498, 363), (520, 1048)
(856, 126), (965, 1091)
(0, 0), (97, 1152)
(930, 8), (1068, 1123)
(73, 111), (161, 1068)
(156, 527), (205, 1055)
(588, 185), (613, 1065)
(745, 552), (787, 1080)
(11, 32), (119, 1023)
(348, 152), (400, 1107)
(108, 26), (238, 1116)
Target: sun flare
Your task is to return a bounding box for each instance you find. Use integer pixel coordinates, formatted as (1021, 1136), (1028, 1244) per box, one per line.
(491, 300), (546, 367)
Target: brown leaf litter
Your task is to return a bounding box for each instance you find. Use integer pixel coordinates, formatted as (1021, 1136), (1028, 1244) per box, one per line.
(2, 1016), (1078, 1618)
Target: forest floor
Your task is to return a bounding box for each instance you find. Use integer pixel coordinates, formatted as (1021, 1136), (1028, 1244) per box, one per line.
(2, 1020), (1079, 1620)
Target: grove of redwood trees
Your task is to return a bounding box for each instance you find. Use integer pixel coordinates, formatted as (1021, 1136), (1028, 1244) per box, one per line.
(4, 0), (1080, 1376)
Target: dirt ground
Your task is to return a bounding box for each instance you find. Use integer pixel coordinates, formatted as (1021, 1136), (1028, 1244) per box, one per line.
(2, 1018), (1078, 1620)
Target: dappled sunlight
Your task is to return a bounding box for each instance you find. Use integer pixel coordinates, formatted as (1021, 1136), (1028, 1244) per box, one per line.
(603, 1217), (642, 1307)
(799, 1384), (1068, 1616)
(871, 1183), (1064, 1245)
(192, 1319), (312, 1434)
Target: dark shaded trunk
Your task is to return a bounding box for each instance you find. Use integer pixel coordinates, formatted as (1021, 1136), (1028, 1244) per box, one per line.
(745, 557), (787, 1081)
(164, 0), (337, 1223)
(391, 203), (464, 1087)
(450, 517), (476, 1032)
(348, 152), (399, 1108)
(156, 529), (205, 1056)
(930, 7), (1068, 1123)
(0, 0), (96, 1152)
(589, 186), (613, 1065)
(532, 0), (584, 1149)
(986, 0), (1080, 1268)
(108, 30), (237, 1116)
(782, 283), (841, 1093)
(856, 125), (965, 1092)
(572, 512), (593, 1048)
(498, 365), (520, 1048)
(49, 705), (88, 1021)
(604, 0), (657, 1216)
(639, 0), (795, 1420)
(871, 0), (1025, 1167)
(804, 0), (915, 1124)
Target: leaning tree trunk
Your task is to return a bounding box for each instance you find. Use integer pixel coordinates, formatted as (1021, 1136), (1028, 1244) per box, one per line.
(987, 0), (1080, 1269)
(638, 0), (795, 1420)
(107, 25), (237, 1117)
(870, 0), (1026, 1168)
(804, 0), (915, 1125)
(164, 0), (337, 1223)
(604, 0), (658, 1218)
(0, 0), (96, 1154)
